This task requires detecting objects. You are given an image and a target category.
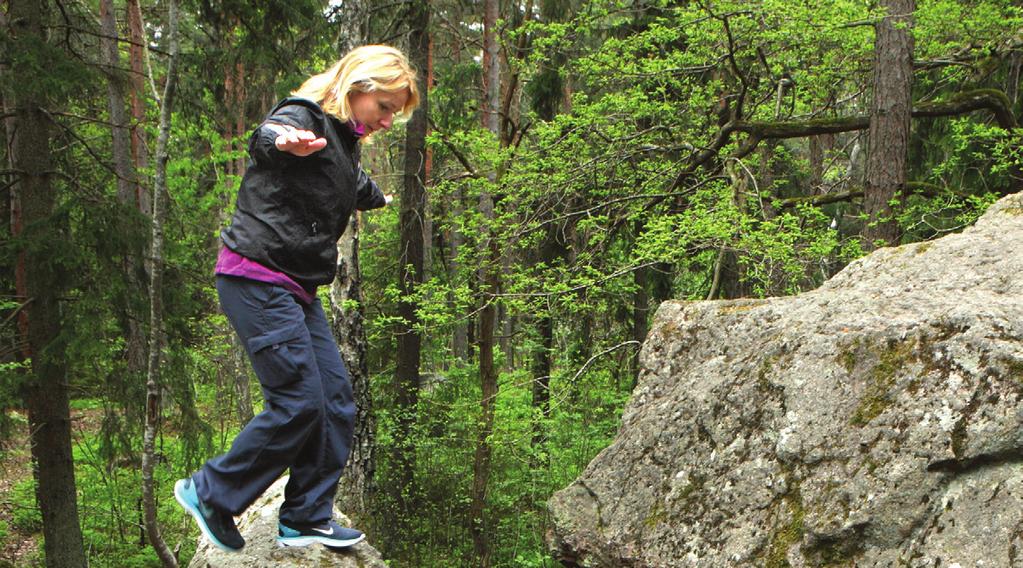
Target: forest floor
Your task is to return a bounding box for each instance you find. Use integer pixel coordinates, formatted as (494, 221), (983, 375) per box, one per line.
(0, 405), (105, 567)
(0, 411), (37, 567)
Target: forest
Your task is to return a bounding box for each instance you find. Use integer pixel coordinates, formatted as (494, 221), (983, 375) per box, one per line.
(1, 0), (1021, 566)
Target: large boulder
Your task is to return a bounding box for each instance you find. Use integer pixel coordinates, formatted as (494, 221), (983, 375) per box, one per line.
(548, 193), (1023, 567)
(187, 476), (386, 568)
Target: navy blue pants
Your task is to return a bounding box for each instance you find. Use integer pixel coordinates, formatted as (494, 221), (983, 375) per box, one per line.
(193, 276), (355, 525)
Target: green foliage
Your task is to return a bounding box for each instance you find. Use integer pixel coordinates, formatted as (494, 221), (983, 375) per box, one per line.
(3, 0), (1021, 566)
(0, 517), (9, 552)
(9, 479), (41, 534)
(0, 399), (241, 567)
(915, 0), (1023, 61)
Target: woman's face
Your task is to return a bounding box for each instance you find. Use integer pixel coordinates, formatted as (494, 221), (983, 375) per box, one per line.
(349, 88), (410, 135)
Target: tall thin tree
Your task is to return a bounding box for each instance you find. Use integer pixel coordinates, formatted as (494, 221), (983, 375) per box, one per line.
(528, 0), (566, 476)
(141, 0), (181, 563)
(100, 0), (150, 464)
(470, 0), (502, 564)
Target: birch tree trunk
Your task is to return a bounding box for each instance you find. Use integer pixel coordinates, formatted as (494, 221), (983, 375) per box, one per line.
(141, 0), (180, 564)
(327, 0), (377, 524)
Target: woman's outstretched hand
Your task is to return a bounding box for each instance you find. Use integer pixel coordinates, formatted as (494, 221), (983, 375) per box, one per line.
(267, 123), (327, 156)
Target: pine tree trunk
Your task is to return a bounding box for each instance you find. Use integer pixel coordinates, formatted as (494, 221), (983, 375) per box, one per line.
(126, 0), (150, 214)
(528, 0), (563, 451)
(1006, 51), (1023, 194)
(1008, 51), (1021, 107)
(1, 7), (12, 285)
(141, 0), (180, 563)
(391, 0), (430, 539)
(223, 67), (235, 181)
(471, 242), (499, 568)
(499, 291), (513, 367)
(446, 39), (470, 364)
(9, 1), (88, 565)
(233, 62), (247, 177)
(863, 0), (914, 249)
(529, 227), (564, 470)
(565, 220), (593, 381)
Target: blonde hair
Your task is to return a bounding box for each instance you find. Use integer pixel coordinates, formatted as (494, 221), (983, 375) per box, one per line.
(292, 45), (419, 121)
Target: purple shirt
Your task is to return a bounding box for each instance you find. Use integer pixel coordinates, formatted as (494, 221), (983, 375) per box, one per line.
(215, 246), (317, 305)
(349, 119), (367, 137)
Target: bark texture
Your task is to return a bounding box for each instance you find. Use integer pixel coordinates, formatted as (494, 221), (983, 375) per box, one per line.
(863, 0), (915, 248)
(391, 0), (430, 534)
(327, 0), (375, 524)
(141, 0), (180, 563)
(127, 0), (150, 213)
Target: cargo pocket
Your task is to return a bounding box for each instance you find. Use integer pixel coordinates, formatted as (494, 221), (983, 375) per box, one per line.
(246, 321), (308, 389)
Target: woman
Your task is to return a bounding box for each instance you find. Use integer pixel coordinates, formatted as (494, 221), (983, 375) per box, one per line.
(174, 45), (419, 552)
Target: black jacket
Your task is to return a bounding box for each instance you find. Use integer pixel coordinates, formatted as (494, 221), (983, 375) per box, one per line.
(221, 97), (386, 290)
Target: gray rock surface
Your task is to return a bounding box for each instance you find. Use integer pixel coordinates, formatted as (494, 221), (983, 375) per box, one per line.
(187, 476), (385, 568)
(548, 193), (1023, 567)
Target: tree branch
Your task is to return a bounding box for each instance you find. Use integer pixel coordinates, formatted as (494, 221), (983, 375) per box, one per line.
(734, 89), (1018, 140)
(775, 182), (971, 209)
(494, 261), (659, 299)
(427, 117), (480, 178)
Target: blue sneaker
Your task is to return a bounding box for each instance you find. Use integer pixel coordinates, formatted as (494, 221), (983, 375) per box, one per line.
(276, 520), (365, 548)
(174, 478), (245, 551)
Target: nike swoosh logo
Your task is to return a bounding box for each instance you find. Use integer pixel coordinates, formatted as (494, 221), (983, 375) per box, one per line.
(312, 527), (334, 536)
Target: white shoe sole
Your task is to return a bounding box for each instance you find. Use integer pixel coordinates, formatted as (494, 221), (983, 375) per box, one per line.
(276, 533), (366, 548)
